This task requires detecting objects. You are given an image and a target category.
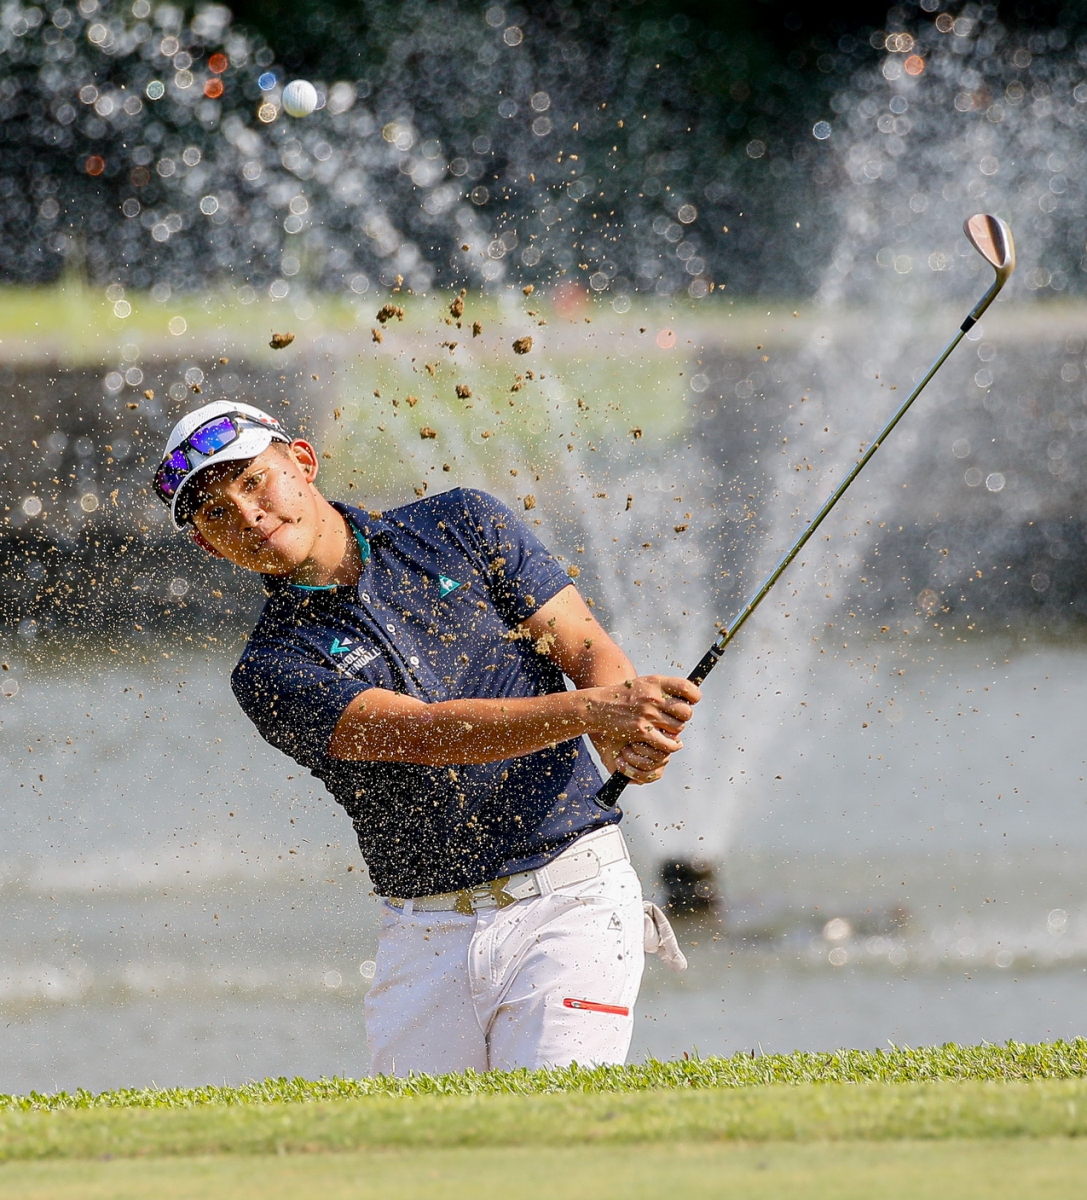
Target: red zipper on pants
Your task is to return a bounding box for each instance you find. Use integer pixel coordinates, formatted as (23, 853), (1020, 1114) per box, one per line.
(563, 997), (630, 1016)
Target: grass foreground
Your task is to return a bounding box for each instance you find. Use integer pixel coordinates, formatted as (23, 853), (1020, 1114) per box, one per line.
(3, 1141), (1087, 1200)
(3, 1044), (1087, 1198)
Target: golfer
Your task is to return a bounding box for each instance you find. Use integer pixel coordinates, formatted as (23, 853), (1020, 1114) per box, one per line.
(154, 400), (699, 1075)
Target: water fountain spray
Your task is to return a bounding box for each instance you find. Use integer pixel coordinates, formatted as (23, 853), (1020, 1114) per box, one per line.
(595, 213), (1017, 810)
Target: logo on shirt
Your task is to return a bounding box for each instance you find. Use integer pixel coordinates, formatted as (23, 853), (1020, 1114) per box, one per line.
(328, 636), (382, 673)
(438, 574), (462, 598)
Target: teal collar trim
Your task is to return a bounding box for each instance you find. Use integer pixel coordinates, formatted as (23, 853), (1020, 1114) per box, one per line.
(289, 524), (371, 592)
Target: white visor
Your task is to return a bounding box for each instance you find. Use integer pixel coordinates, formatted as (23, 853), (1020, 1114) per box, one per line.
(158, 400), (291, 529)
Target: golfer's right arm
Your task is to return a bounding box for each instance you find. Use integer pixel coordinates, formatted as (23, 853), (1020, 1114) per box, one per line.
(327, 676), (696, 783)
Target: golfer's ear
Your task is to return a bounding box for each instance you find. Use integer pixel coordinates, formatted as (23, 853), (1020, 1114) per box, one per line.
(289, 438), (320, 483)
(192, 528), (225, 558)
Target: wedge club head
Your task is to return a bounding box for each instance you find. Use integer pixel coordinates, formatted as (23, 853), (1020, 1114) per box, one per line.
(962, 213), (1015, 326)
(965, 213), (1016, 281)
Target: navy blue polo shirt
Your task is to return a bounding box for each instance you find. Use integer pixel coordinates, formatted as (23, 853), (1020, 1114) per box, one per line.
(231, 488), (619, 897)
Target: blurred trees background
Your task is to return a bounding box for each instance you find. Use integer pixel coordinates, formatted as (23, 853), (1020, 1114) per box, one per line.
(2, 0), (1087, 295)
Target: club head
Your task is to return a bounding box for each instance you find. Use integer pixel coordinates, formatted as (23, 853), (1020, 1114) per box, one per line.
(964, 213), (1016, 284)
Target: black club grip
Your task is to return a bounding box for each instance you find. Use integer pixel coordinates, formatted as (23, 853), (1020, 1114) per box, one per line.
(593, 770), (631, 810)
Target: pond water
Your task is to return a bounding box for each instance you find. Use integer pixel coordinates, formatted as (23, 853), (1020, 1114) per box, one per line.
(2, 629), (1085, 1093)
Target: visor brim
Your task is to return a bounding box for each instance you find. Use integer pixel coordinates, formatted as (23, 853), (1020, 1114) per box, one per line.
(169, 427), (282, 528)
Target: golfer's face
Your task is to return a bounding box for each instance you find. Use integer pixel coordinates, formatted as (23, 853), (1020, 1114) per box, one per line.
(191, 444), (320, 574)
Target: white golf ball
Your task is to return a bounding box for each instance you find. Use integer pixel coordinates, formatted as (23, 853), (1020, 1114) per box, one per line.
(281, 79), (318, 118)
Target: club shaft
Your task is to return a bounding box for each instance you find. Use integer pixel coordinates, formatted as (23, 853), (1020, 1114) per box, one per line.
(689, 322), (968, 682)
(594, 308), (981, 812)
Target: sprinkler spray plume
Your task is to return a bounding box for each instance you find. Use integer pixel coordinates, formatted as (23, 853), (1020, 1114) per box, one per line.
(594, 214), (1017, 810)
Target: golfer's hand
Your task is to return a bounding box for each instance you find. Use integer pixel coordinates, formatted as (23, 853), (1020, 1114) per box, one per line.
(613, 737), (679, 784)
(588, 674), (700, 785)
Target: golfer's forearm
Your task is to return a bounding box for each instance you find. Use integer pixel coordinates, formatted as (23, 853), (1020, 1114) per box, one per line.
(329, 688), (599, 764)
(563, 642), (637, 690)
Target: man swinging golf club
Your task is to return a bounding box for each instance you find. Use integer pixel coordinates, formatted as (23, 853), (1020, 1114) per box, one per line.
(153, 400), (698, 1076)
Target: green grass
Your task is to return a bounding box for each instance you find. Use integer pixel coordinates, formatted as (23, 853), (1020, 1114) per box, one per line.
(3, 1141), (1087, 1200)
(8, 1041), (1087, 1112)
(1, 1044), (1087, 1164)
(3, 1046), (1087, 1197)
(5, 1077), (1087, 1161)
(0, 278), (701, 367)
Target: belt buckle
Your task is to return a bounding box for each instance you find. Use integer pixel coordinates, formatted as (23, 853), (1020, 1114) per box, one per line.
(453, 877), (516, 914)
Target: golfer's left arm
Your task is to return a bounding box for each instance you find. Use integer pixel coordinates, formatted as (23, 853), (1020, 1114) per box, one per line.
(523, 584), (697, 779)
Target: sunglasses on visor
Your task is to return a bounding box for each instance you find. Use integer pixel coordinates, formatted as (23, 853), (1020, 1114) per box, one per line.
(153, 412), (288, 504)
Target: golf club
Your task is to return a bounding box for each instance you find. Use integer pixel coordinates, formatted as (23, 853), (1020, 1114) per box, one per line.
(594, 213), (1016, 810)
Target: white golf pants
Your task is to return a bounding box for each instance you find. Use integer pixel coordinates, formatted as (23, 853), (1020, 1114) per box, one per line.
(364, 849), (645, 1076)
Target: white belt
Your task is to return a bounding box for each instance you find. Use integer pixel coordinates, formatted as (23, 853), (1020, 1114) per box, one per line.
(386, 824), (628, 915)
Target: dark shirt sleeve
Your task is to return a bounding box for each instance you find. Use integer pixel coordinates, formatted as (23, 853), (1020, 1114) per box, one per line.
(455, 489), (572, 625)
(231, 638), (369, 770)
